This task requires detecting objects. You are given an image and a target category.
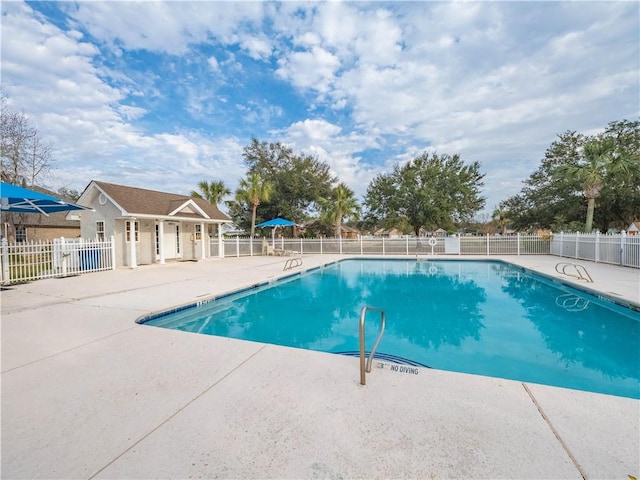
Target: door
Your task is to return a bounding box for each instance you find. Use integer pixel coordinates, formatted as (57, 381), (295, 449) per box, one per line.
(162, 223), (180, 259)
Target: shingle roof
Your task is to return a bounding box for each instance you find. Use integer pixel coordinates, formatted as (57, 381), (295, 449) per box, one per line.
(93, 181), (230, 221)
(19, 210), (79, 227)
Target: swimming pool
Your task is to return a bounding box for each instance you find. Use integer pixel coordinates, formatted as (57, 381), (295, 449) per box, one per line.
(141, 259), (640, 399)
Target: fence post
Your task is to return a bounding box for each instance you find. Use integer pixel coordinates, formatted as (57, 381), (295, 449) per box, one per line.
(595, 231), (600, 263)
(620, 230), (626, 266)
(517, 232), (521, 256)
(110, 235), (116, 269)
(406, 236), (409, 256)
(320, 236), (323, 255)
(458, 235), (461, 256)
(300, 238), (303, 255)
(1, 238), (9, 284)
(339, 236), (343, 255)
(486, 233), (490, 256)
(382, 237), (386, 256)
(60, 237), (68, 276)
(360, 235), (363, 256)
(575, 231), (579, 259)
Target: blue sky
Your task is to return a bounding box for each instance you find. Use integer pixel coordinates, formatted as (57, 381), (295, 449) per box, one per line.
(2, 1), (638, 218)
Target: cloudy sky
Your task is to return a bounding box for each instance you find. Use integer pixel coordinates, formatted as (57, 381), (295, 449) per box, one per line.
(2, 1), (638, 217)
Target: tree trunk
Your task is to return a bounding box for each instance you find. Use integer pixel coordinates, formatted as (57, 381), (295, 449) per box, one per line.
(250, 203), (257, 237)
(585, 197), (596, 232)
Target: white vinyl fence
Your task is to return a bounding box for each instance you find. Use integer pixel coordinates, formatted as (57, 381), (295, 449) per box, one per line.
(550, 231), (640, 268)
(215, 232), (639, 269)
(4, 231), (635, 285)
(1, 236), (116, 285)
(214, 234), (551, 258)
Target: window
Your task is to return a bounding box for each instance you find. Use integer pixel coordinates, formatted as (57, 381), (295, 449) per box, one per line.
(126, 221), (139, 242)
(195, 224), (202, 240)
(15, 225), (27, 243)
(96, 221), (105, 241)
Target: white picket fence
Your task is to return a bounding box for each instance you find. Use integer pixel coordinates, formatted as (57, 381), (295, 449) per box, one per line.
(1, 237), (116, 285)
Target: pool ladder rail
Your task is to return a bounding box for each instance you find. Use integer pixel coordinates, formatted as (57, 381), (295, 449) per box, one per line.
(555, 262), (593, 283)
(359, 306), (386, 386)
(283, 257), (303, 271)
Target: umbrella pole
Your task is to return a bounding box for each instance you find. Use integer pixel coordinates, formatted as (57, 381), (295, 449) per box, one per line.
(24, 199), (50, 216)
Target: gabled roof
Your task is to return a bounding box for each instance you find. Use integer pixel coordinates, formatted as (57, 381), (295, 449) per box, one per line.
(82, 181), (230, 222)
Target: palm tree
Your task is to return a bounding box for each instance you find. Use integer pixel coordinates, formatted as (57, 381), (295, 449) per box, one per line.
(191, 180), (230, 206)
(554, 137), (637, 232)
(492, 206), (510, 235)
(320, 183), (360, 238)
(235, 172), (274, 237)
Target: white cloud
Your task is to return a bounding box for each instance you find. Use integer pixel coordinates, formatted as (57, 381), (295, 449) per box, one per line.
(277, 119), (382, 199)
(207, 56), (221, 73)
(2, 0), (637, 219)
(240, 35), (273, 60)
(65, 1), (266, 55)
(276, 46), (340, 93)
(1, 2), (250, 199)
(117, 105), (148, 121)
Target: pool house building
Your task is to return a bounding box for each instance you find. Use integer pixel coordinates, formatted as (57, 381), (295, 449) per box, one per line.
(74, 181), (230, 268)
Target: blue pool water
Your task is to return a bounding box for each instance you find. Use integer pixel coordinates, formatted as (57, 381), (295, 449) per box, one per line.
(142, 259), (640, 399)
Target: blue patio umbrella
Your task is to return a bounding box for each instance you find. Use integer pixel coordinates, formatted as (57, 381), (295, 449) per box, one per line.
(256, 217), (297, 245)
(0, 182), (92, 216)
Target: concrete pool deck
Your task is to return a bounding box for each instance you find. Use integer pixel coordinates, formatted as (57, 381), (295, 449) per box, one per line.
(1, 255), (638, 479)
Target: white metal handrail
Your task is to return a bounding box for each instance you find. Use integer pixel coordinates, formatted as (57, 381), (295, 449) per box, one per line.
(359, 306), (386, 386)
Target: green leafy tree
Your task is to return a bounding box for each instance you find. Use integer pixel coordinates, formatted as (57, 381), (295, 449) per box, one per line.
(492, 206), (510, 235)
(553, 138), (613, 232)
(364, 152), (485, 235)
(502, 131), (585, 231)
(590, 120), (640, 230)
(239, 138), (335, 222)
(555, 136), (639, 232)
(234, 172), (274, 237)
(504, 120), (639, 232)
(191, 180), (230, 206)
(319, 183), (360, 237)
